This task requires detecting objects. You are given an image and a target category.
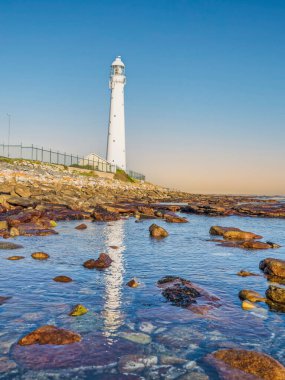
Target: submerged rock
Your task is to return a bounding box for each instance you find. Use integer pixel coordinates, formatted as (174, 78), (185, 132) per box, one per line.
(240, 241), (272, 249)
(75, 223), (87, 230)
(53, 276), (73, 283)
(7, 255), (25, 260)
(18, 325), (81, 346)
(238, 290), (266, 303)
(69, 304), (88, 317)
(31, 252), (49, 260)
(118, 354), (157, 373)
(209, 226), (241, 236)
(205, 349), (285, 380)
(157, 276), (220, 313)
(0, 296), (11, 305)
(164, 213), (188, 223)
(83, 253), (113, 269)
(119, 332), (151, 345)
(149, 224), (168, 238)
(0, 241), (23, 250)
(237, 270), (259, 277)
(260, 258), (285, 278)
(241, 301), (256, 311)
(266, 241), (281, 249)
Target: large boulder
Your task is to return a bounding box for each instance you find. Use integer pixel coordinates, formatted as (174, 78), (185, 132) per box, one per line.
(18, 326), (81, 346)
(259, 258), (285, 278)
(149, 224), (168, 238)
(266, 285), (285, 304)
(83, 253), (113, 269)
(205, 349), (285, 380)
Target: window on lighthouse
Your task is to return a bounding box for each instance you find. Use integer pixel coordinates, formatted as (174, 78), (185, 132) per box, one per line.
(113, 65), (124, 75)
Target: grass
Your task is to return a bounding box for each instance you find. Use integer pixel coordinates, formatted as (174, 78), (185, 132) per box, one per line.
(114, 168), (135, 183)
(70, 163), (97, 170)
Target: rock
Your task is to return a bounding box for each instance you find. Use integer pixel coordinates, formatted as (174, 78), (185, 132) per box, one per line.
(164, 213), (188, 223)
(14, 185), (31, 198)
(53, 276), (73, 283)
(119, 332), (151, 345)
(7, 196), (37, 208)
(69, 304), (88, 317)
(259, 258), (285, 278)
(18, 325), (81, 346)
(241, 301), (256, 310)
(223, 230), (262, 240)
(0, 242), (23, 250)
(0, 221), (8, 230)
(118, 354), (157, 373)
(149, 224), (168, 238)
(92, 206), (121, 222)
(126, 278), (139, 288)
(83, 253), (113, 269)
(10, 227), (20, 237)
(266, 285), (285, 304)
(7, 255), (25, 260)
(0, 357), (17, 373)
(205, 349), (285, 380)
(160, 355), (187, 365)
(178, 373), (209, 380)
(75, 223), (87, 230)
(240, 241), (272, 249)
(0, 296), (11, 305)
(237, 270), (259, 277)
(238, 290), (266, 303)
(31, 252), (49, 260)
(50, 220), (57, 227)
(209, 226), (241, 236)
(266, 241), (281, 249)
(110, 245), (119, 249)
(157, 276), (220, 313)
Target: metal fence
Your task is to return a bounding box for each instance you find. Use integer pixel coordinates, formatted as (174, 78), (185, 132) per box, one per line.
(0, 143), (146, 180)
(0, 143), (116, 173)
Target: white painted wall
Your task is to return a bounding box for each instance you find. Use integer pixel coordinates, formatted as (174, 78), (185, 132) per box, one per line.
(106, 56), (126, 170)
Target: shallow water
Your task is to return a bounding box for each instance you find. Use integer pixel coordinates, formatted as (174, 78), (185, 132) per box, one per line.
(1, 214), (285, 379)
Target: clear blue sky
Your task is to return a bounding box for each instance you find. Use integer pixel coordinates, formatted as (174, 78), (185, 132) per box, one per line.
(0, 0), (284, 194)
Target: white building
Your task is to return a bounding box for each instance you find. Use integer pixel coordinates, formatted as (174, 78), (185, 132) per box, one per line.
(106, 56), (126, 170)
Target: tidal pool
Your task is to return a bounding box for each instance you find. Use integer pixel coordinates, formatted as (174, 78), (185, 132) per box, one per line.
(0, 214), (285, 379)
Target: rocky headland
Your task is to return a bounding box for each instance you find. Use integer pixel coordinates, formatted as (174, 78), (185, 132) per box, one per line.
(0, 159), (284, 239)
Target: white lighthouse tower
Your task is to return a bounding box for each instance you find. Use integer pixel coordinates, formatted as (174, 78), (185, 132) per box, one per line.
(106, 56), (126, 170)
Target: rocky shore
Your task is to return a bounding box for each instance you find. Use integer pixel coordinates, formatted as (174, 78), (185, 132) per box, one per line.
(0, 159), (284, 239)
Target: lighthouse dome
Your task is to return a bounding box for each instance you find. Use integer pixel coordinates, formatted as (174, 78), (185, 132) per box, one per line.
(111, 56), (125, 67)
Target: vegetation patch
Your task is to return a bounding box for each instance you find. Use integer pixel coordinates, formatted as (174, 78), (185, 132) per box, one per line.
(114, 168), (135, 182)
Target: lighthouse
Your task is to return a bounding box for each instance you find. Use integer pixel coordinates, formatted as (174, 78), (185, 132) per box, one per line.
(106, 56), (126, 170)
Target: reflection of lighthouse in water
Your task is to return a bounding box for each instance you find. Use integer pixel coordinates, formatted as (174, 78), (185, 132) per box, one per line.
(102, 220), (126, 337)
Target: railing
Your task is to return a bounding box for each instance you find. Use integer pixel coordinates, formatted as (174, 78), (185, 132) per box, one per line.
(126, 170), (145, 181)
(0, 143), (146, 180)
(0, 143), (116, 173)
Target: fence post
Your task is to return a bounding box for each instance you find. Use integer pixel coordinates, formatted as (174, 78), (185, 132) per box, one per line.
(71, 154), (73, 166)
(49, 149), (51, 163)
(41, 147), (43, 162)
(31, 144), (34, 160)
(20, 143), (22, 158)
(57, 151), (59, 165)
(77, 155), (79, 166)
(64, 152), (66, 166)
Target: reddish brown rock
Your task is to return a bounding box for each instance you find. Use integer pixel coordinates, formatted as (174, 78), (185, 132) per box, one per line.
(260, 258), (285, 278)
(31, 252), (49, 260)
(240, 241), (272, 249)
(126, 278), (139, 288)
(205, 349), (285, 380)
(238, 289), (266, 303)
(53, 276), (73, 283)
(164, 213), (188, 223)
(91, 206), (120, 222)
(7, 255), (25, 260)
(223, 230), (262, 240)
(209, 226), (241, 236)
(18, 325), (81, 346)
(149, 224), (168, 238)
(75, 223), (87, 230)
(83, 253), (112, 269)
